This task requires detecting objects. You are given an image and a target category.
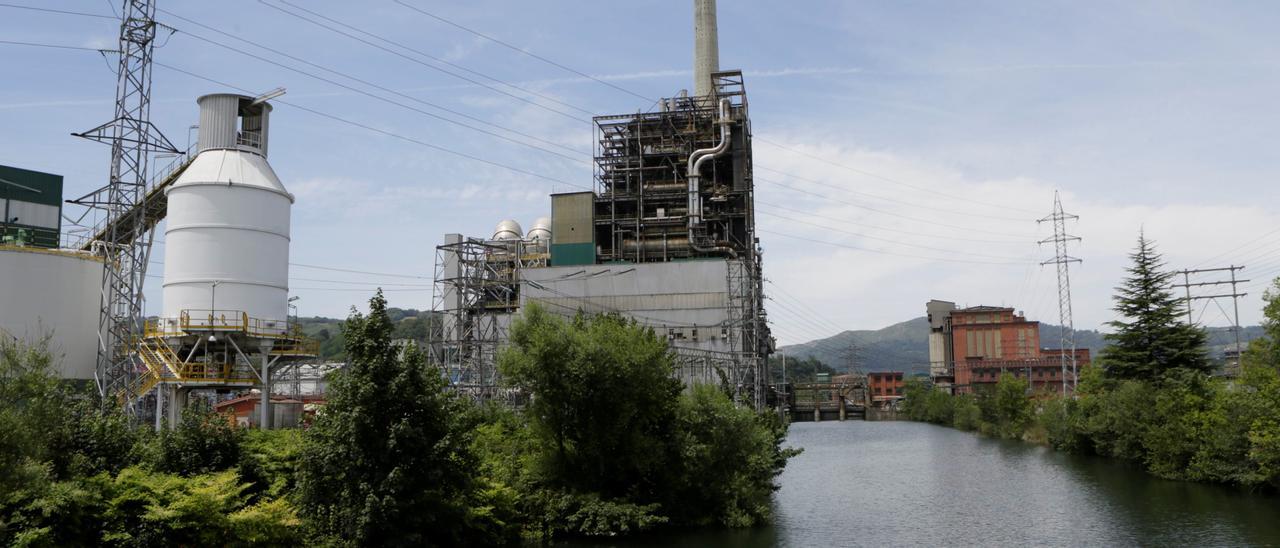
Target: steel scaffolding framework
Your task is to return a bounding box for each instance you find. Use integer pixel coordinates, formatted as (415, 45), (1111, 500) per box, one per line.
(1039, 191), (1082, 395)
(70, 0), (179, 403)
(431, 238), (541, 399)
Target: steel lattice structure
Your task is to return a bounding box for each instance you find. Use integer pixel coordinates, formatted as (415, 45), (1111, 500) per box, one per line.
(1038, 191), (1082, 394)
(71, 0), (178, 402)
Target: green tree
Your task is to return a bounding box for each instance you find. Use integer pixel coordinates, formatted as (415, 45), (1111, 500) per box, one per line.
(1098, 233), (1210, 380)
(991, 373), (1032, 439)
(667, 385), (798, 528)
(0, 336), (66, 493)
(297, 291), (498, 545)
(1244, 278), (1280, 371)
(499, 304), (683, 500)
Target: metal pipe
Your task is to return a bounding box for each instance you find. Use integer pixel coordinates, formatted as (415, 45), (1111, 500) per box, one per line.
(687, 98), (731, 229)
(685, 99), (738, 258)
(624, 236), (691, 253)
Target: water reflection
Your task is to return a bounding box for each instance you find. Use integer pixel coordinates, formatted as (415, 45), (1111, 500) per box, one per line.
(566, 421), (1280, 547)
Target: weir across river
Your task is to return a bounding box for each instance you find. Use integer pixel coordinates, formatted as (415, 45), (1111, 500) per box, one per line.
(777, 380), (869, 422)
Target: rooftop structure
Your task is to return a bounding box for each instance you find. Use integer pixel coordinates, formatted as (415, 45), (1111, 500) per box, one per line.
(0, 165), (62, 249)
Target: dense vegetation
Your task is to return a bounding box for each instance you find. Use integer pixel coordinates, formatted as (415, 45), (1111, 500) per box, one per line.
(491, 305), (799, 538)
(2, 294), (797, 545)
(0, 337), (303, 546)
(903, 235), (1280, 490)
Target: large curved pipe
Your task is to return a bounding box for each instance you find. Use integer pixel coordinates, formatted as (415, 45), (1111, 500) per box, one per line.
(687, 98), (732, 229)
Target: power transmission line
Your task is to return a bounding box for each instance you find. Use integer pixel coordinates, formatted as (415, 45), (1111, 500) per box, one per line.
(758, 229), (1034, 266)
(756, 199), (1029, 244)
(756, 138), (1043, 216)
(0, 39), (115, 52)
(757, 208), (1034, 261)
(1193, 226), (1280, 268)
(0, 3), (115, 20)
(1172, 265), (1249, 374)
(3, 2), (592, 160)
(156, 19), (589, 163)
(756, 165), (1031, 222)
(257, 0), (586, 122)
(267, 0), (596, 117)
(387, 0), (1038, 217)
(390, 0), (653, 104)
(154, 61), (591, 191)
(757, 176), (1037, 238)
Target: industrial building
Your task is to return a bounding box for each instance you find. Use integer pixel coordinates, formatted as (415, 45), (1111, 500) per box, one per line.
(0, 165), (103, 381)
(867, 371), (906, 407)
(135, 93), (316, 428)
(927, 301), (1091, 394)
(0, 90), (315, 428)
(431, 0), (771, 408)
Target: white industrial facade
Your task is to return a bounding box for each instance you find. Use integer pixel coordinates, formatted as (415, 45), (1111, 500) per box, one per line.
(0, 247), (104, 380)
(520, 260), (734, 354)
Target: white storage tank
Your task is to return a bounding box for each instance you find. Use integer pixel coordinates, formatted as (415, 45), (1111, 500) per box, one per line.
(527, 217), (551, 242)
(0, 248), (103, 379)
(162, 94), (293, 323)
(493, 219), (523, 241)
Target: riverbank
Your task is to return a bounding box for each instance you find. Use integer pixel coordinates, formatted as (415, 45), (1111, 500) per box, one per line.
(570, 421), (1280, 546)
(900, 368), (1280, 492)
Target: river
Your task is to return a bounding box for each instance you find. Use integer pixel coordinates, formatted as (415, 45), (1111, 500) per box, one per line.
(572, 420), (1280, 547)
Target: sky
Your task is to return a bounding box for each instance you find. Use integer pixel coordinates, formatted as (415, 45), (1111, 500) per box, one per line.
(1, 0), (1278, 346)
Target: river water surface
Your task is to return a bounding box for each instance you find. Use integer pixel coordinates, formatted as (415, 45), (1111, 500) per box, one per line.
(575, 420), (1280, 547)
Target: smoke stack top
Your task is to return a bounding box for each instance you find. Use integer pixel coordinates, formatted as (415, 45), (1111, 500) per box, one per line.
(694, 0), (719, 97)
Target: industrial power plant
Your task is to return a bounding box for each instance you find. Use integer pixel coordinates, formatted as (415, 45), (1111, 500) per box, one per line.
(432, 0), (771, 408)
(0, 0), (772, 424)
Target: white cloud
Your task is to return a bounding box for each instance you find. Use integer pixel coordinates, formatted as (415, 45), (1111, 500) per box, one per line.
(755, 135), (1279, 345)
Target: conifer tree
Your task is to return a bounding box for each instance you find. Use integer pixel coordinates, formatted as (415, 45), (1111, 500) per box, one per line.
(298, 291), (498, 545)
(1099, 233), (1210, 380)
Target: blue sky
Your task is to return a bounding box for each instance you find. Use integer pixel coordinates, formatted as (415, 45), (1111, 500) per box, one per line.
(2, 0), (1278, 346)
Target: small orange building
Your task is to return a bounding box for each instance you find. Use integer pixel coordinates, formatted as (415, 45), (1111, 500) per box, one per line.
(214, 394), (304, 428)
(868, 371), (905, 405)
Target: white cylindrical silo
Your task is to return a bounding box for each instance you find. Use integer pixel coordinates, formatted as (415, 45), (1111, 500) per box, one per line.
(163, 94), (293, 323)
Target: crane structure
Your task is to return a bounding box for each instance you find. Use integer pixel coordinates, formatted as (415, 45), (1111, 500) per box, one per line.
(71, 0), (180, 402)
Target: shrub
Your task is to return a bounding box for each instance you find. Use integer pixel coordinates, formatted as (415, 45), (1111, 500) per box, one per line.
(667, 384), (798, 528)
(151, 404), (243, 477)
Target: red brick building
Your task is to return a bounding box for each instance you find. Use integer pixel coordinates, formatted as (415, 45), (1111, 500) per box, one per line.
(929, 304), (1091, 394)
(868, 371), (905, 405)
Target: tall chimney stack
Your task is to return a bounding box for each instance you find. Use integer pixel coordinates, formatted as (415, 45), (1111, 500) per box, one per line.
(693, 0), (719, 97)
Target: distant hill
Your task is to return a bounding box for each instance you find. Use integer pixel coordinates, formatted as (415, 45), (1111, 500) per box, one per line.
(777, 317), (1261, 375)
(296, 308), (438, 360)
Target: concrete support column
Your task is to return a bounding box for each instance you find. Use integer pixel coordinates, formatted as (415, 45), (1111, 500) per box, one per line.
(260, 354), (272, 430)
(839, 396), (847, 421)
(813, 407), (820, 422)
(155, 385), (164, 430)
(173, 387), (188, 427)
